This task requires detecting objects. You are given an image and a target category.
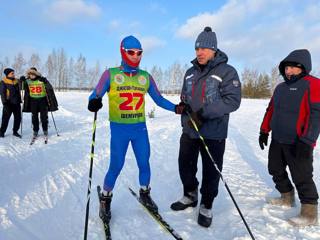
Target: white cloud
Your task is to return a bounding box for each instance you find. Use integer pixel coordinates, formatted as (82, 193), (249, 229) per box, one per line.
(45, 0), (101, 23)
(148, 2), (167, 15)
(106, 20), (141, 34)
(140, 36), (166, 53)
(175, 0), (320, 72)
(107, 20), (120, 31)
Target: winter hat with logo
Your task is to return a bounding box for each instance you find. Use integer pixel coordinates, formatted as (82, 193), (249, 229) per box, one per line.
(195, 26), (217, 51)
(120, 35), (142, 68)
(3, 68), (14, 76)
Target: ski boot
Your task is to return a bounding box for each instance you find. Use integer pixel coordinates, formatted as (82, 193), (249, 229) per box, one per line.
(139, 186), (158, 213)
(99, 191), (112, 223)
(44, 131), (48, 143)
(13, 131), (22, 138)
(170, 188), (198, 211)
(288, 204), (318, 227)
(267, 189), (295, 208)
(198, 204), (213, 228)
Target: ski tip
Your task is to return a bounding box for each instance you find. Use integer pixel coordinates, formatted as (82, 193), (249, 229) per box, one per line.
(97, 185), (101, 192)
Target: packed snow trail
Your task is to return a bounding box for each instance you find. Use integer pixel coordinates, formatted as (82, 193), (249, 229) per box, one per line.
(0, 93), (319, 239)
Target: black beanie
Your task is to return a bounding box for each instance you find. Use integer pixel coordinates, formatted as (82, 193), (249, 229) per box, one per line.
(3, 68), (14, 76)
(195, 26), (217, 50)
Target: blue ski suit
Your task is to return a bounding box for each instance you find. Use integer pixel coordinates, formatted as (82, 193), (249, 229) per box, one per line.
(89, 64), (175, 191)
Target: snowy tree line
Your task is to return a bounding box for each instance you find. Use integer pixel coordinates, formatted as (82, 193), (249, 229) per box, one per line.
(1, 50), (318, 98)
(0, 49), (100, 91)
(0, 50), (191, 93)
(241, 67), (281, 99)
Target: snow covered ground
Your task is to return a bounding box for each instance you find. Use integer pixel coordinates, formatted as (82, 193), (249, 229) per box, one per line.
(0, 92), (319, 240)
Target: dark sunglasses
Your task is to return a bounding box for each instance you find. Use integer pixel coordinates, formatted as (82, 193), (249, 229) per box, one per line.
(123, 48), (143, 56)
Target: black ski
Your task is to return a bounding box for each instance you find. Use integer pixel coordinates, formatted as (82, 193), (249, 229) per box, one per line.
(30, 136), (37, 145)
(97, 185), (112, 240)
(128, 187), (183, 240)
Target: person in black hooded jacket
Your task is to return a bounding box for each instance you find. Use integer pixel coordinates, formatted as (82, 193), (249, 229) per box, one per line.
(21, 68), (58, 138)
(0, 68), (22, 138)
(259, 49), (319, 227)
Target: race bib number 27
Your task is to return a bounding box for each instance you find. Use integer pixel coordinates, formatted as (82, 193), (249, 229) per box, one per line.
(119, 92), (144, 110)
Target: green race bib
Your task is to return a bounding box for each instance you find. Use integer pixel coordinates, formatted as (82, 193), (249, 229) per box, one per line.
(108, 68), (150, 124)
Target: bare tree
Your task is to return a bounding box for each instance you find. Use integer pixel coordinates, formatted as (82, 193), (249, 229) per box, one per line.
(88, 61), (101, 89)
(242, 68), (259, 98)
(74, 54), (87, 89)
(68, 57), (75, 88)
(28, 53), (41, 70)
(56, 48), (67, 91)
(270, 66), (282, 94)
(168, 62), (184, 94)
(13, 53), (26, 76)
(150, 66), (163, 91)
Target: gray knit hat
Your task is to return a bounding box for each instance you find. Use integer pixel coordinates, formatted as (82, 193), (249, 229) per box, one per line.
(195, 26), (217, 51)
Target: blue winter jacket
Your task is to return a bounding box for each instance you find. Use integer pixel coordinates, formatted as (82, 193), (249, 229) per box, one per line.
(180, 50), (241, 139)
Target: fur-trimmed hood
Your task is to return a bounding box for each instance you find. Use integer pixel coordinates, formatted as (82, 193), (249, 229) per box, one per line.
(27, 69), (42, 77)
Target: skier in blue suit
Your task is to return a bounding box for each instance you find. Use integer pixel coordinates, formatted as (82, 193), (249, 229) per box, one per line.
(88, 35), (185, 221)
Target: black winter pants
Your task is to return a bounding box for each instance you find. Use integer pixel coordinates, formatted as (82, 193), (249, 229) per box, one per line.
(30, 98), (48, 133)
(178, 133), (225, 209)
(0, 103), (21, 134)
(268, 139), (318, 204)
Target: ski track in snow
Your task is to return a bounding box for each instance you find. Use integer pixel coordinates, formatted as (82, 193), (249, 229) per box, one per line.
(0, 93), (319, 240)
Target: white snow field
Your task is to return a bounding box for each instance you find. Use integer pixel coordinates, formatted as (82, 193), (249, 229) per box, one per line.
(0, 92), (319, 240)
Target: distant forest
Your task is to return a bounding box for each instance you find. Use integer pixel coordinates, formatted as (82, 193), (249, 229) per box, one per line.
(2, 49), (317, 98)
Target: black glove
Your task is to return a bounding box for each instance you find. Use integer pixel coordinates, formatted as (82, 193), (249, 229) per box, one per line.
(175, 102), (186, 114)
(19, 76), (26, 82)
(259, 132), (269, 150)
(187, 109), (204, 130)
(183, 104), (192, 114)
(88, 98), (103, 112)
(296, 140), (313, 160)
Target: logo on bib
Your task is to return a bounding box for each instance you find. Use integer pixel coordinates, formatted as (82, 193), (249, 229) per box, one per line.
(114, 74), (125, 84)
(138, 76), (147, 86)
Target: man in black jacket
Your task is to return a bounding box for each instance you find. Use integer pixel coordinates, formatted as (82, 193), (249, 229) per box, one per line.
(260, 49), (319, 226)
(171, 27), (241, 228)
(0, 68), (22, 138)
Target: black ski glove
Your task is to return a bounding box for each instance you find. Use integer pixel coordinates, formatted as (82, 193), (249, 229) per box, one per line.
(19, 76), (26, 82)
(187, 109), (204, 130)
(296, 140), (313, 160)
(175, 102), (185, 114)
(259, 132), (269, 150)
(88, 98), (103, 112)
(175, 102), (192, 115)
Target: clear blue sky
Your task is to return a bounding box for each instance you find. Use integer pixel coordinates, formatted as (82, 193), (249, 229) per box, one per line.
(1, 0), (320, 74)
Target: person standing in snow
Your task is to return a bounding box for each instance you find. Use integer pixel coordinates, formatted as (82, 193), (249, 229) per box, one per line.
(259, 49), (319, 227)
(170, 27), (241, 228)
(21, 68), (58, 138)
(0, 68), (22, 138)
(88, 35), (183, 222)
